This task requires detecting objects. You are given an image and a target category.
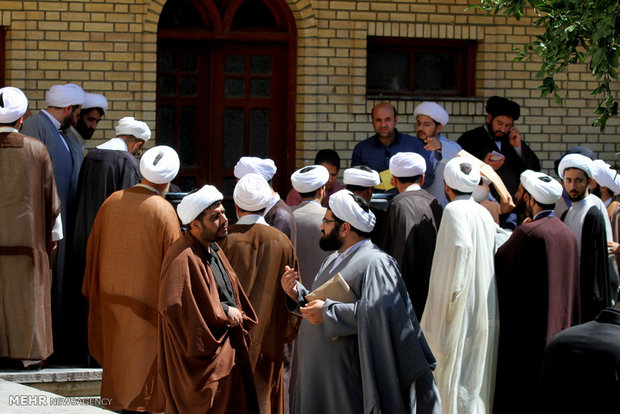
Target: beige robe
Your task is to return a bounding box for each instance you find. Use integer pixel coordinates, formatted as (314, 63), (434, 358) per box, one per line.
(0, 131), (60, 360)
(220, 220), (300, 414)
(82, 186), (181, 412)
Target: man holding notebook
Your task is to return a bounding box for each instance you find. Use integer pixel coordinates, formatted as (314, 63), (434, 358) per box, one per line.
(281, 190), (441, 414)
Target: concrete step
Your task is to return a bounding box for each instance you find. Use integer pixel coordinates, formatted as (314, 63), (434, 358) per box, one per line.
(0, 368), (102, 397)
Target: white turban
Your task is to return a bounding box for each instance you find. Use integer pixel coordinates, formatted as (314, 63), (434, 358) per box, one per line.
(329, 190), (376, 233)
(291, 165), (329, 193)
(0, 87), (28, 123)
(177, 185), (223, 225)
(234, 156), (277, 181)
(520, 170), (563, 204)
(343, 166), (380, 187)
(389, 152), (426, 177)
(83, 93), (108, 112)
(115, 116), (151, 141)
(558, 153), (594, 179)
(444, 157), (480, 193)
(140, 145), (180, 184)
(413, 101), (449, 125)
(234, 173), (272, 211)
(592, 159), (620, 194)
(45, 83), (86, 107)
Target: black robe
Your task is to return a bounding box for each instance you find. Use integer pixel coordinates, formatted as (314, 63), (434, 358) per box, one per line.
(539, 307), (620, 413)
(493, 213), (580, 414)
(61, 148), (141, 364)
(380, 189), (442, 319)
(264, 198), (297, 247)
(457, 125), (540, 197)
(562, 206), (613, 322)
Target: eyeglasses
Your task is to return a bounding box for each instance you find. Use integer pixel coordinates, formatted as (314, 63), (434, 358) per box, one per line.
(322, 218), (338, 224)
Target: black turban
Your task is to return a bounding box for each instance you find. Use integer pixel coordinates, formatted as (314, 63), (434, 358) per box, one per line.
(485, 96), (520, 121)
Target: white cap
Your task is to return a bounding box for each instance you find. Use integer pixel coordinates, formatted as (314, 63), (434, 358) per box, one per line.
(82, 93), (108, 112)
(0, 87), (28, 124)
(234, 173), (272, 212)
(291, 165), (329, 193)
(520, 170), (563, 204)
(444, 157), (480, 193)
(558, 153), (594, 179)
(343, 166), (381, 187)
(413, 101), (449, 125)
(115, 117), (151, 141)
(177, 185), (223, 225)
(45, 83), (86, 107)
(233, 156), (277, 181)
(591, 159), (620, 195)
(389, 152), (426, 177)
(139, 145), (180, 184)
(328, 190), (376, 233)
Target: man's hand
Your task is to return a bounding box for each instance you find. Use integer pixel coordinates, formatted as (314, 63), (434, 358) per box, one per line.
(608, 241), (619, 255)
(226, 307), (243, 327)
(424, 136), (442, 151)
(484, 152), (505, 171)
(281, 265), (299, 300)
(300, 300), (325, 324)
(508, 126), (522, 148)
(51, 241), (58, 253)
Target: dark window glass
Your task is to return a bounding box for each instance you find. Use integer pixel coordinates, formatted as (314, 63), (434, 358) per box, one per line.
(250, 79), (270, 98)
(231, 0), (277, 30)
(158, 0), (207, 30)
(225, 55), (246, 74)
(367, 37), (476, 97)
(225, 78), (245, 98)
(179, 106), (196, 166)
(158, 76), (176, 96)
(223, 109), (244, 168)
(249, 108), (269, 156)
(250, 55), (271, 74)
(156, 106), (175, 147)
(180, 53), (197, 72)
(158, 51), (176, 72)
(180, 76), (197, 96)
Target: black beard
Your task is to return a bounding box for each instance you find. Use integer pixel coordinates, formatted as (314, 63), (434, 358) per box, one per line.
(488, 123), (507, 141)
(319, 226), (342, 251)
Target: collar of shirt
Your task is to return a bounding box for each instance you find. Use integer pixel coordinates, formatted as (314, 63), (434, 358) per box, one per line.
(404, 183), (421, 193)
(41, 109), (62, 130)
(203, 242), (221, 263)
(604, 197), (612, 208)
(265, 192), (279, 215)
(0, 126), (18, 133)
(329, 238), (372, 274)
(452, 194), (473, 202)
(373, 128), (401, 147)
(134, 183), (161, 195)
(236, 214), (268, 226)
(97, 137), (128, 151)
(533, 209), (555, 221)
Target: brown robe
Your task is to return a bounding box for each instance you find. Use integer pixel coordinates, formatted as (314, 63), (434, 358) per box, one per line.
(82, 186), (181, 412)
(0, 130), (60, 360)
(158, 231), (259, 414)
(220, 221), (301, 414)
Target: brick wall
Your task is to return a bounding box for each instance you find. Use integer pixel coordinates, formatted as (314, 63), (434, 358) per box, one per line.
(1, 0), (618, 177)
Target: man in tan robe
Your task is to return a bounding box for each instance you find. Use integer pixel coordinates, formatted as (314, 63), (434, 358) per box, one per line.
(159, 185), (259, 414)
(0, 87), (62, 368)
(82, 145), (181, 412)
(220, 173), (300, 414)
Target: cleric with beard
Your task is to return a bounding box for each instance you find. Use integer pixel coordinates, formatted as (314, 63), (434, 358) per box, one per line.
(457, 96), (540, 198)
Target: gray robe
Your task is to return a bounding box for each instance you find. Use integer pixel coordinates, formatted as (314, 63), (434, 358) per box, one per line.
(288, 240), (440, 414)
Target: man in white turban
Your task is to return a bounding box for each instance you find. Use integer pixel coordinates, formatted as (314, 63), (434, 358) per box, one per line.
(20, 83), (87, 363)
(289, 165), (331, 288)
(159, 185), (259, 414)
(234, 156), (297, 246)
(590, 158), (620, 272)
(414, 101), (463, 206)
(219, 173), (300, 414)
(559, 153), (614, 322)
(342, 165), (386, 244)
(0, 86), (62, 369)
(66, 92), (108, 152)
(380, 152), (443, 318)
(66, 116), (152, 365)
(82, 146), (182, 412)
(421, 157), (504, 414)
(493, 170), (580, 413)
(281, 189), (441, 414)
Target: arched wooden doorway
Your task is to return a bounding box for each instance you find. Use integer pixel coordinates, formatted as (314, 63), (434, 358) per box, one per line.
(156, 0), (296, 203)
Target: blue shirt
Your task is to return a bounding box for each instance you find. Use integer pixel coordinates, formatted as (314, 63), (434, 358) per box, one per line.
(351, 129), (434, 187)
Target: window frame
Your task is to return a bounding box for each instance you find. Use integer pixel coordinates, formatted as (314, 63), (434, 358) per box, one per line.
(366, 36), (477, 99)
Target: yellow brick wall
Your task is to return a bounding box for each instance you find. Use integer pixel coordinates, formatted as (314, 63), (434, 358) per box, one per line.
(1, 0), (618, 176)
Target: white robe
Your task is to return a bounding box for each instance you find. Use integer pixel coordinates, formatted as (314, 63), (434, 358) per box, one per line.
(421, 195), (501, 414)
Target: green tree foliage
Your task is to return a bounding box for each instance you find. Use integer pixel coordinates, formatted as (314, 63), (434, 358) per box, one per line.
(470, 0), (619, 130)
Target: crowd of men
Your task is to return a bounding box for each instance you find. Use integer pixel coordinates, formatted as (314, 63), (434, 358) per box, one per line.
(1, 83), (619, 414)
